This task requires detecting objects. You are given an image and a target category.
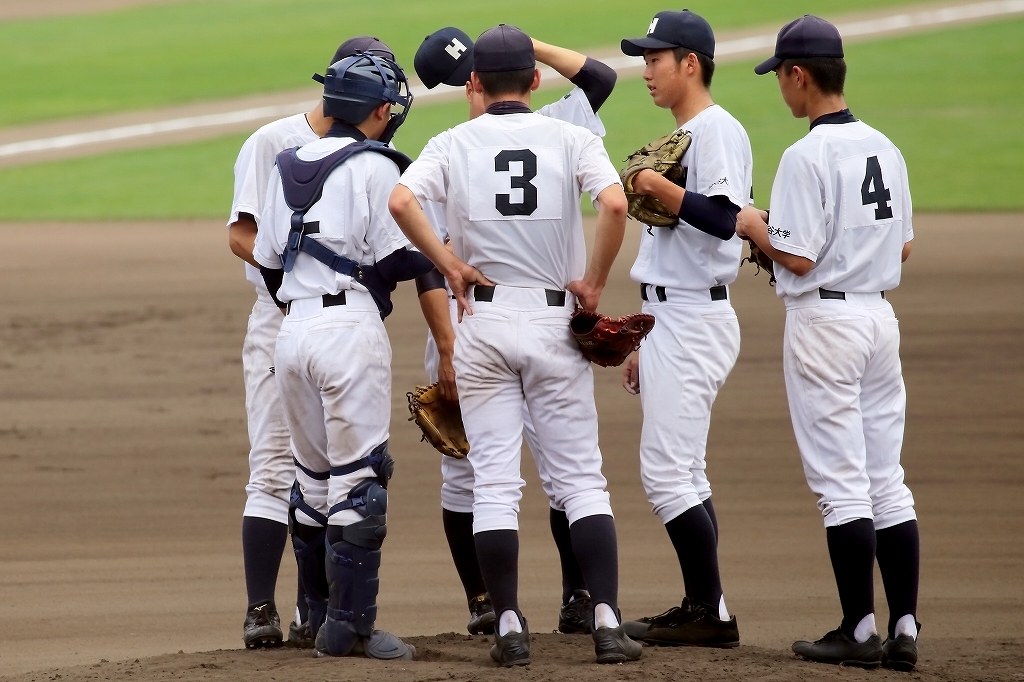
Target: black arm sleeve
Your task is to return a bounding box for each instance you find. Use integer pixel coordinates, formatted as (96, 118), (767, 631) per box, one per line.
(568, 57), (617, 112)
(259, 266), (285, 308)
(677, 193), (741, 241)
(375, 247), (435, 283)
(415, 267), (446, 296)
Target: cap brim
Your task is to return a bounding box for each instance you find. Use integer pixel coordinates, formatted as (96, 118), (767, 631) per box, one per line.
(441, 50), (474, 87)
(754, 55), (783, 75)
(620, 36), (679, 56)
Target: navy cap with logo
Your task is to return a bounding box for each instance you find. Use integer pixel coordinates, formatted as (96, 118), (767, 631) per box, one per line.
(754, 15), (844, 75)
(473, 24), (535, 73)
(415, 27), (474, 89)
(621, 9), (715, 59)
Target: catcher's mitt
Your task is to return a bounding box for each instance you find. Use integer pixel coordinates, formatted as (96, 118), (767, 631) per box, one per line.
(742, 239), (776, 286)
(570, 309), (656, 367)
(407, 384), (469, 459)
(620, 129), (692, 227)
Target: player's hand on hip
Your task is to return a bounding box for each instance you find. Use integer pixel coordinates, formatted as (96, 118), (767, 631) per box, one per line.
(622, 353), (640, 395)
(567, 279), (603, 312)
(447, 262), (492, 322)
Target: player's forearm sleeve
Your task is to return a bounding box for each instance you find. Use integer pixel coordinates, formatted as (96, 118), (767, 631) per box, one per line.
(678, 193), (740, 241)
(569, 58), (617, 112)
(415, 267), (446, 296)
(375, 247), (436, 284)
(259, 266), (285, 308)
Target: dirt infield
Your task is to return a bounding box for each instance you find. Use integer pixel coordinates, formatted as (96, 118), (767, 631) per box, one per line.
(1, 214), (1022, 680)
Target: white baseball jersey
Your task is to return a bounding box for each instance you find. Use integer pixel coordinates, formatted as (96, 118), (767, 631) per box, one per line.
(768, 120), (913, 297)
(420, 87), (607, 243)
(253, 136), (411, 303)
(536, 86), (605, 137)
(630, 104), (752, 290)
(399, 112), (621, 290)
(229, 113), (318, 302)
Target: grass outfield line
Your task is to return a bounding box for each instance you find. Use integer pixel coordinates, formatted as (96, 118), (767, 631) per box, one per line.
(0, 17), (1020, 219)
(0, 0), (929, 128)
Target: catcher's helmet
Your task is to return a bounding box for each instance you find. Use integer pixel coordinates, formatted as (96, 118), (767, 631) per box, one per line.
(321, 53), (413, 144)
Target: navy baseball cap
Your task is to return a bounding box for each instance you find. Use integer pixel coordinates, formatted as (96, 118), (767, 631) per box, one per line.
(621, 9), (715, 59)
(314, 36), (395, 85)
(473, 24), (535, 72)
(333, 36), (394, 63)
(754, 15), (844, 75)
(415, 27), (474, 89)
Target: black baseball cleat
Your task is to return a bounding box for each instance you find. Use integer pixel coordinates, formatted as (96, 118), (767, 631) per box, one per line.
(490, 618), (531, 667)
(792, 628), (882, 668)
(592, 624), (643, 664)
(622, 598), (739, 647)
(558, 589), (594, 634)
(243, 601), (283, 649)
(882, 634), (918, 671)
(285, 620), (314, 649)
(467, 593), (496, 635)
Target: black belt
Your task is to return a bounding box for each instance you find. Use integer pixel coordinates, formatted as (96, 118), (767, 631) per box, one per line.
(472, 285), (566, 307)
(286, 291), (346, 314)
(818, 288), (886, 300)
(641, 283), (728, 302)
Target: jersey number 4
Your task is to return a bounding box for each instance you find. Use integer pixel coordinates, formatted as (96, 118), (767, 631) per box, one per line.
(861, 156), (893, 220)
(494, 149), (538, 216)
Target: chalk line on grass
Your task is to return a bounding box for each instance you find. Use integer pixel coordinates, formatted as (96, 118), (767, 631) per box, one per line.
(1, 0), (1021, 162)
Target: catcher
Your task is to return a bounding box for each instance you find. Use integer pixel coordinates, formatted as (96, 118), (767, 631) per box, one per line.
(615, 9), (753, 648)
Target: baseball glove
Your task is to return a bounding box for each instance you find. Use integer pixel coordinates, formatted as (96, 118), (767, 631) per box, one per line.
(570, 309), (656, 367)
(742, 239), (776, 285)
(406, 383), (469, 459)
(620, 129), (692, 227)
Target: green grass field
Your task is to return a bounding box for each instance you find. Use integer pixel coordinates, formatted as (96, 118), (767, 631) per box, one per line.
(0, 0), (927, 128)
(1, 17), (1020, 219)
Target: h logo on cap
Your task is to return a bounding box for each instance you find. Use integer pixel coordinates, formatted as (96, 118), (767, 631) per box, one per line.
(647, 18), (659, 35)
(446, 38), (467, 60)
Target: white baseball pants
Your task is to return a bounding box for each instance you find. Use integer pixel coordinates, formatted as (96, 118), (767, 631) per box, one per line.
(452, 287), (612, 534)
(242, 299), (294, 523)
(783, 291), (916, 529)
(425, 326), (564, 515)
(638, 288), (740, 524)
(274, 291), (392, 528)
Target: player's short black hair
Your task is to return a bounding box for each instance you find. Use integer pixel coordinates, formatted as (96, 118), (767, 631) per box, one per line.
(476, 67), (535, 98)
(781, 57), (846, 95)
(673, 48), (715, 88)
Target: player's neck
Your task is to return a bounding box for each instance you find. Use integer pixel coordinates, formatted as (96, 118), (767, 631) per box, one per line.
(481, 92), (532, 111)
(671, 89), (714, 128)
(804, 94), (848, 125)
(305, 105), (333, 138)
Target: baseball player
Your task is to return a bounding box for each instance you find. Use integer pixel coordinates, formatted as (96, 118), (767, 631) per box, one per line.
(412, 26), (618, 636)
(390, 24), (641, 667)
(253, 52), (431, 660)
(738, 15), (920, 670)
(227, 37), (397, 650)
(615, 10), (750, 648)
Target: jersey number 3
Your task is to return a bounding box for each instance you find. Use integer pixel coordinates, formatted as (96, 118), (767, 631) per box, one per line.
(861, 156), (893, 220)
(494, 150), (538, 216)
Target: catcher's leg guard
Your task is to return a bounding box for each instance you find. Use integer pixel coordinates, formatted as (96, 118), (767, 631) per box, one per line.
(289, 482), (328, 639)
(322, 478), (388, 656)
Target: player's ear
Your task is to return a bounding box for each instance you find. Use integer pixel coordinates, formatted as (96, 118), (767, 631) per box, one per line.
(465, 81), (473, 103)
(470, 72), (485, 95)
(374, 101), (391, 122)
(531, 68), (541, 92)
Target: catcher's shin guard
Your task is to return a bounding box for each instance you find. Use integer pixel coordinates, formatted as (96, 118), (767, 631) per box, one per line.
(289, 483), (329, 639)
(322, 478), (389, 656)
